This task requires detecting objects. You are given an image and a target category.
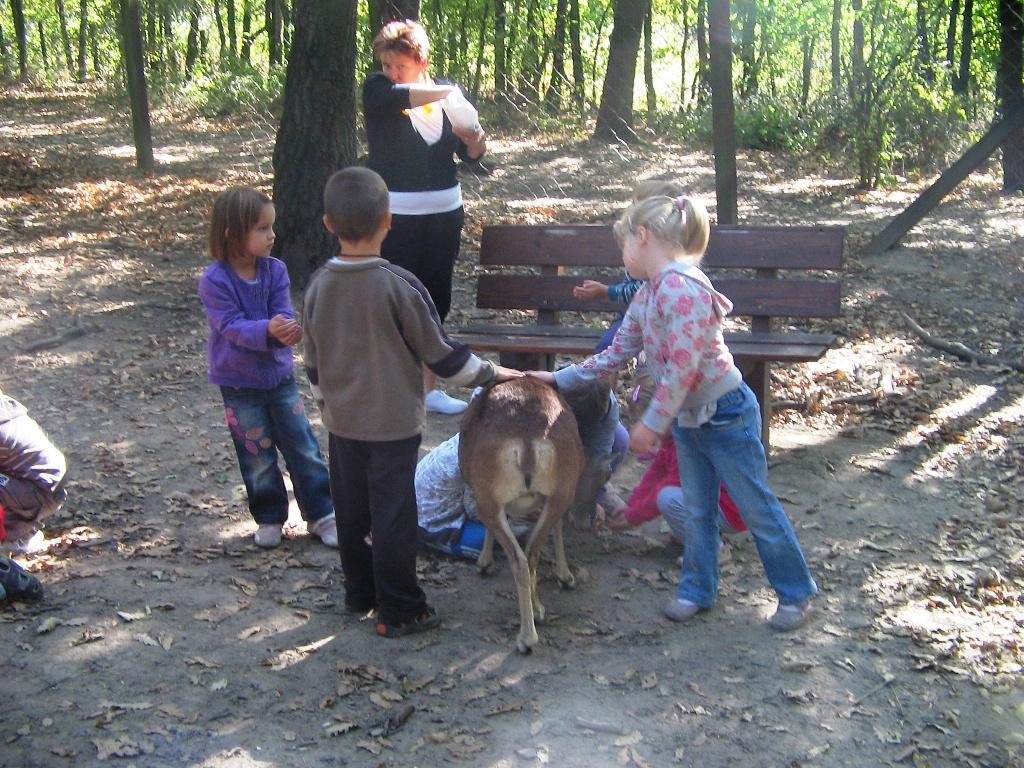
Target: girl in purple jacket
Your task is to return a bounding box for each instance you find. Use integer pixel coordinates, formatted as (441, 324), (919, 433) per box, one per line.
(199, 187), (336, 549)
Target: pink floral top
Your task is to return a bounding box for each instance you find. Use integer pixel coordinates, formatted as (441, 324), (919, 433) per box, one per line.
(554, 262), (742, 435)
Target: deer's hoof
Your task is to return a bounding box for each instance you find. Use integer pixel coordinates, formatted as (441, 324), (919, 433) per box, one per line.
(516, 639), (534, 655)
(558, 573), (576, 590)
(477, 562), (495, 577)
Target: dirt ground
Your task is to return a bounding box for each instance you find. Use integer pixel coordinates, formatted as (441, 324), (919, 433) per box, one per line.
(2, 86), (1024, 768)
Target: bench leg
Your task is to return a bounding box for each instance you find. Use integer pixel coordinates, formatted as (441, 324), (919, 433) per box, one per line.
(499, 351), (557, 372)
(740, 360), (772, 448)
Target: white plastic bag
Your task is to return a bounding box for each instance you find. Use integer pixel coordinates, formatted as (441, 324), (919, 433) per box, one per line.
(441, 88), (480, 132)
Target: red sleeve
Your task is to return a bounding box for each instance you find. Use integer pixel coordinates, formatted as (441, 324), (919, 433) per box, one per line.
(624, 440), (679, 525)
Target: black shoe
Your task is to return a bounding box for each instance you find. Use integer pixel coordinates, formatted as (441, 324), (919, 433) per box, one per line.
(0, 555), (43, 602)
(376, 606), (440, 638)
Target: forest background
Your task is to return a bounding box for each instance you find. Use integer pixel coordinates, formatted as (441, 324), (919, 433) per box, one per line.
(3, 0), (1024, 283)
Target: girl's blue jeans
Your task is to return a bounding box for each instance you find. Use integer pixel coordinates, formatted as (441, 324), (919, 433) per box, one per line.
(220, 378), (334, 527)
(672, 382), (817, 608)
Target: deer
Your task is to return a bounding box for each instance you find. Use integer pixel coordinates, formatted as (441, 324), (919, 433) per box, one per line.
(458, 376), (614, 654)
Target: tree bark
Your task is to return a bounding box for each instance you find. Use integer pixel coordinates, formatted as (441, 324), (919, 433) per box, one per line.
(693, 0), (709, 102)
(367, 0), (420, 44)
(593, 0), (649, 143)
(954, 0), (974, 95)
(77, 0), (87, 80)
(494, 0), (508, 98)
(117, 0), (155, 173)
(10, 0), (28, 80)
(185, 0), (200, 75)
(271, 0), (359, 285)
(738, 0), (756, 97)
(946, 0), (959, 69)
(998, 0), (1024, 190)
(916, 0), (934, 83)
(56, 0), (73, 71)
(643, 3), (655, 112)
(544, 0), (568, 111)
(568, 0), (584, 111)
(709, 0), (737, 223)
(0, 22), (10, 80)
(830, 0), (841, 97)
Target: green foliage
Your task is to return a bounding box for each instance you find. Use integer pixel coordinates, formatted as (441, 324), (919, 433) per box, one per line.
(733, 96), (814, 151)
(157, 62), (286, 117)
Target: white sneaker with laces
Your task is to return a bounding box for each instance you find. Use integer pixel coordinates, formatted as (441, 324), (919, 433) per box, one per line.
(425, 389), (469, 414)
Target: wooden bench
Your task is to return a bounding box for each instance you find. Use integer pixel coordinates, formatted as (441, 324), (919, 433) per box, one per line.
(452, 224), (844, 444)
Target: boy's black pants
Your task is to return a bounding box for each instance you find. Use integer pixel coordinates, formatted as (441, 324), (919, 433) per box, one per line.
(328, 433), (427, 625)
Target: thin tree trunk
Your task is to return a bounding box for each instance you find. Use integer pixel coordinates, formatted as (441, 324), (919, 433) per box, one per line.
(56, 0), (73, 70)
(241, 3), (251, 62)
(709, 0), (737, 223)
(568, 0), (584, 111)
(801, 31), (814, 110)
(955, 0), (974, 94)
(227, 0), (237, 59)
(38, 21), (48, 71)
(213, 0), (226, 61)
(0, 23), (11, 80)
(118, 0), (155, 172)
(946, 0), (960, 70)
(738, 0), (756, 97)
(644, 3), (655, 112)
(10, 0), (28, 80)
(677, 0), (690, 112)
(917, 0), (933, 82)
(77, 0), (87, 80)
(544, 0), (567, 111)
(830, 0), (841, 97)
(185, 0), (200, 75)
(494, 0), (507, 98)
(693, 0), (709, 102)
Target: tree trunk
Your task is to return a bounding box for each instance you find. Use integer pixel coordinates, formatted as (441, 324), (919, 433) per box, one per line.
(693, 0), (709, 102)
(226, 0), (235, 60)
(117, 0), (155, 173)
(677, 0), (690, 112)
(998, 0), (1024, 190)
(56, 0), (73, 70)
(643, 3), (655, 112)
(77, 0), (87, 80)
(709, 0), (737, 223)
(10, 0), (28, 80)
(272, 0), (359, 285)
(367, 0), (420, 43)
(39, 21), (48, 72)
(494, 0), (508, 98)
(0, 22), (10, 80)
(568, 0), (584, 111)
(830, 0), (841, 96)
(266, 0), (281, 66)
(544, 0), (568, 111)
(954, 0), (974, 94)
(801, 31), (813, 110)
(185, 0), (200, 75)
(241, 4), (251, 62)
(946, 0), (960, 70)
(917, 0), (934, 83)
(738, 0), (756, 97)
(593, 0), (649, 143)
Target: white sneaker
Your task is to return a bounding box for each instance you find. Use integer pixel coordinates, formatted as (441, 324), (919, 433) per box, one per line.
(0, 530), (49, 555)
(253, 525), (282, 548)
(425, 389), (469, 414)
(309, 514), (338, 548)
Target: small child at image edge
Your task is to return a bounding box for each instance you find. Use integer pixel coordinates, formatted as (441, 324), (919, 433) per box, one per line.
(199, 187), (337, 550)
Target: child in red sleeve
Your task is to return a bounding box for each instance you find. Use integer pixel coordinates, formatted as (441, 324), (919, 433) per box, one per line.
(608, 438), (745, 562)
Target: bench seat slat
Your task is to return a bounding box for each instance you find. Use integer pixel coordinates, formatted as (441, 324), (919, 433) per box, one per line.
(452, 327), (835, 363)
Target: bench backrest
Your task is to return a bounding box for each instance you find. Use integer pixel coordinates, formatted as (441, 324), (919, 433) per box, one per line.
(476, 224), (844, 331)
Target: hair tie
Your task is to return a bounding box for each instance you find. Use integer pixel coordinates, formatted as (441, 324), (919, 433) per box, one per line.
(675, 195), (687, 211)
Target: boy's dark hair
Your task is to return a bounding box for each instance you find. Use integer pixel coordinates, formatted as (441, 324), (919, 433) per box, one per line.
(323, 167), (390, 243)
(209, 186), (271, 262)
